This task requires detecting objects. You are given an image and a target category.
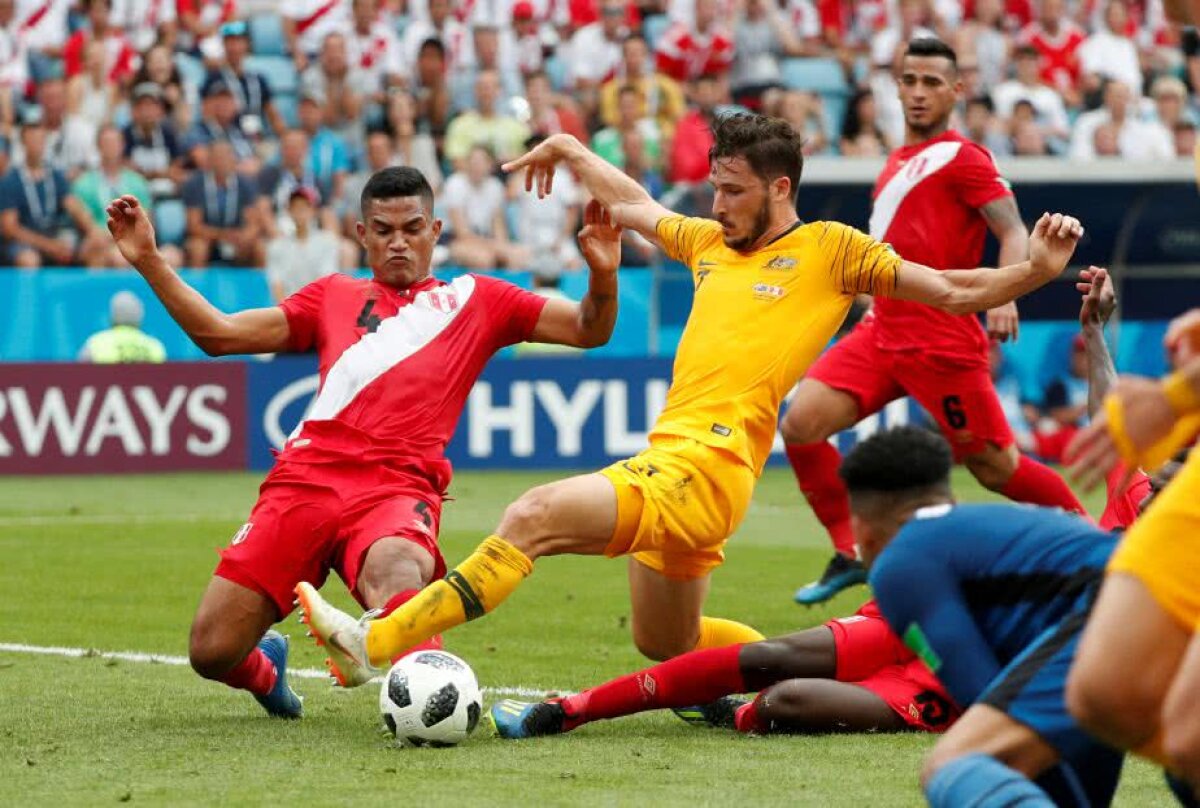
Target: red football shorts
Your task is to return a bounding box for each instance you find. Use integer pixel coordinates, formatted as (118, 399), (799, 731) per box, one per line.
(215, 459), (445, 618)
(807, 318), (1013, 461)
(826, 605), (961, 733)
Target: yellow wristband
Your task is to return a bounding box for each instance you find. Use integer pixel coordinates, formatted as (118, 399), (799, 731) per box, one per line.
(1104, 395), (1140, 465)
(1163, 371), (1200, 416)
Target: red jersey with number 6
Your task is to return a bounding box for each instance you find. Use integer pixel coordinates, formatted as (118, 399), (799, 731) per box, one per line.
(276, 273), (547, 490)
(868, 131), (1013, 365)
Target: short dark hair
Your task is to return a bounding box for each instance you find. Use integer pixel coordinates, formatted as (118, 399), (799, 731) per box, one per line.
(966, 95), (994, 113)
(709, 112), (805, 200)
(840, 427), (952, 495)
(418, 37), (446, 58)
(361, 166), (434, 215)
(904, 37), (958, 69)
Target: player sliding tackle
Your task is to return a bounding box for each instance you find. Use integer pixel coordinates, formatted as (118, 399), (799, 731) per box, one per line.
(297, 111), (1086, 689)
(105, 169), (623, 720)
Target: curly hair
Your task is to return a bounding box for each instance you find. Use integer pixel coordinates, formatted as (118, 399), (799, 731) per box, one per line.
(709, 112), (805, 200)
(839, 426), (953, 495)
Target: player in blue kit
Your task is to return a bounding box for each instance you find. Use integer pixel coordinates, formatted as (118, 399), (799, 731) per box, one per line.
(845, 426), (1124, 808)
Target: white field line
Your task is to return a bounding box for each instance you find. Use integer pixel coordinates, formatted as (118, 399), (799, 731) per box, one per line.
(0, 642), (567, 698)
(0, 513), (246, 526)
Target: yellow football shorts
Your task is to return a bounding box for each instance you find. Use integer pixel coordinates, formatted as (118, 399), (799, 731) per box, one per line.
(1109, 450), (1200, 631)
(599, 436), (756, 580)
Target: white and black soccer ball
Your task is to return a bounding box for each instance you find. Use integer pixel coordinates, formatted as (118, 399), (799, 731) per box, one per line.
(379, 650), (483, 747)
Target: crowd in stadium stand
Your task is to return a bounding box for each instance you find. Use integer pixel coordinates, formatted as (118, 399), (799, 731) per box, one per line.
(0, 0), (1194, 270)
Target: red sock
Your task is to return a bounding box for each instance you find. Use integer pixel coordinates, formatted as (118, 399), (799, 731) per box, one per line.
(734, 698), (768, 734)
(562, 644), (745, 728)
(999, 454), (1086, 515)
(378, 589), (443, 663)
(785, 442), (855, 556)
(219, 647), (277, 696)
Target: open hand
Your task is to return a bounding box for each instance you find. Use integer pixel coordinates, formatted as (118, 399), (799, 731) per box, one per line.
(105, 195), (160, 269)
(577, 200), (621, 276)
(1077, 266), (1115, 328)
(502, 134), (577, 199)
(1030, 212), (1084, 280)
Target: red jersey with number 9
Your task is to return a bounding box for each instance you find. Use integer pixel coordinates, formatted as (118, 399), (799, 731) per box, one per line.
(867, 131), (1013, 365)
(276, 273), (547, 490)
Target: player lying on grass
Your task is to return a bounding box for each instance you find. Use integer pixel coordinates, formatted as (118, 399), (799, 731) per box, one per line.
(488, 268), (1144, 743)
(784, 38), (1086, 608)
(296, 112), (1086, 689)
(104, 170), (623, 719)
(1066, 307), (1200, 801)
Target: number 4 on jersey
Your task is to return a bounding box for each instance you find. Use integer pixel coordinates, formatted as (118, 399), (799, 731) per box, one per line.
(356, 299), (382, 333)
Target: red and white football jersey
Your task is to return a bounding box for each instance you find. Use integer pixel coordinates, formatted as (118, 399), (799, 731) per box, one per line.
(867, 131), (1013, 362)
(347, 19), (405, 89)
(277, 273), (546, 488)
(1018, 21), (1086, 93)
(654, 21), (735, 82)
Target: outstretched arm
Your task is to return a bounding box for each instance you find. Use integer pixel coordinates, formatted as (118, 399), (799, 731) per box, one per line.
(1076, 266), (1117, 419)
(889, 212), (1083, 314)
(503, 134), (675, 247)
(528, 201), (620, 349)
(106, 195), (291, 356)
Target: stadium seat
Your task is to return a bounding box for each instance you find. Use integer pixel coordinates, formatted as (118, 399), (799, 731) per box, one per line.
(273, 94), (299, 129)
(543, 54), (567, 92)
(249, 13), (288, 56)
(643, 14), (669, 49)
(154, 199), (187, 247)
(821, 93), (848, 143)
(245, 55), (299, 95)
(174, 53), (206, 92)
(781, 58), (849, 96)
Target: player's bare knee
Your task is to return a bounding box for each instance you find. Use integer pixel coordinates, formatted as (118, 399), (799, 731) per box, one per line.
(780, 405), (831, 446)
(742, 639), (803, 682)
(1163, 720), (1200, 782)
(760, 680), (820, 719)
(964, 450), (1016, 491)
(631, 625), (697, 662)
(187, 624), (237, 680)
(1067, 663), (1153, 745)
(497, 487), (556, 556)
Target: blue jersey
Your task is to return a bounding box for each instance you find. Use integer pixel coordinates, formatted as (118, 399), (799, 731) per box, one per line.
(869, 503), (1117, 710)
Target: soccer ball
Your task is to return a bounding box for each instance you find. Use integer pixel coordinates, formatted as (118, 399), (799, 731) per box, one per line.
(379, 650), (483, 747)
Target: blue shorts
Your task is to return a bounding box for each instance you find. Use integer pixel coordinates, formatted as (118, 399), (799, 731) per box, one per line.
(980, 603), (1124, 808)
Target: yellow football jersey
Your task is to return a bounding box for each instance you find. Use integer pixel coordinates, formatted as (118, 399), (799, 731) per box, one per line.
(650, 215), (901, 475)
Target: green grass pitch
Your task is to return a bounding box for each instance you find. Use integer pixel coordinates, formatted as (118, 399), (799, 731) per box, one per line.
(0, 468), (1170, 806)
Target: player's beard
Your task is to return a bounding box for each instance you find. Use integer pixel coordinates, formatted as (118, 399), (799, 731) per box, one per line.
(725, 203), (771, 252)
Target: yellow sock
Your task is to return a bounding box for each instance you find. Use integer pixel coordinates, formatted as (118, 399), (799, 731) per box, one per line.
(366, 535), (533, 666)
(694, 616), (765, 650)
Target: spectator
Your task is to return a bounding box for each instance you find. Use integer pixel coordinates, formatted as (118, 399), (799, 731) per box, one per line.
(0, 0), (28, 131)
(565, 0), (629, 92)
(1174, 120), (1197, 157)
(402, 0), (468, 76)
(731, 0), (819, 104)
(78, 292), (166, 363)
(992, 44), (1071, 142)
(110, 0), (177, 53)
(1079, 0), (1143, 99)
(381, 90), (443, 190)
(667, 73), (721, 182)
(181, 138), (262, 268)
(131, 44), (192, 131)
(203, 20), (287, 139)
(656, 0), (736, 83)
(1149, 75), (1192, 131)
(187, 77), (257, 172)
(443, 69), (530, 168)
(295, 87), (350, 205)
(0, 131), (10, 177)
(1027, 334), (1090, 461)
(989, 342), (1037, 453)
(68, 124), (163, 267)
(301, 32), (371, 147)
(453, 23), (522, 113)
(1018, 0), (1085, 106)
(524, 70), (588, 142)
(346, 0), (406, 104)
(62, 0), (136, 84)
(265, 186), (340, 302)
(839, 88), (889, 156)
(33, 78), (96, 179)
(1070, 78), (1173, 158)
(14, 0), (70, 79)
(339, 128), (392, 236)
(511, 0), (553, 79)
(0, 113), (75, 267)
(599, 33), (686, 139)
(123, 82), (185, 190)
(509, 135), (582, 278)
(442, 144), (529, 270)
(66, 39), (117, 130)
(770, 88), (828, 155)
(956, 0), (1010, 93)
(962, 95), (1012, 155)
(1091, 120), (1121, 155)
(411, 37), (452, 137)
(616, 129), (661, 267)
(1011, 116), (1051, 154)
(257, 128), (336, 234)
(176, 0), (235, 62)
(284, 0), (351, 68)
(591, 84), (662, 169)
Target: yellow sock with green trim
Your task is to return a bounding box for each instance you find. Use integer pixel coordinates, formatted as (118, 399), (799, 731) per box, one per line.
(694, 616), (765, 650)
(366, 535), (533, 666)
